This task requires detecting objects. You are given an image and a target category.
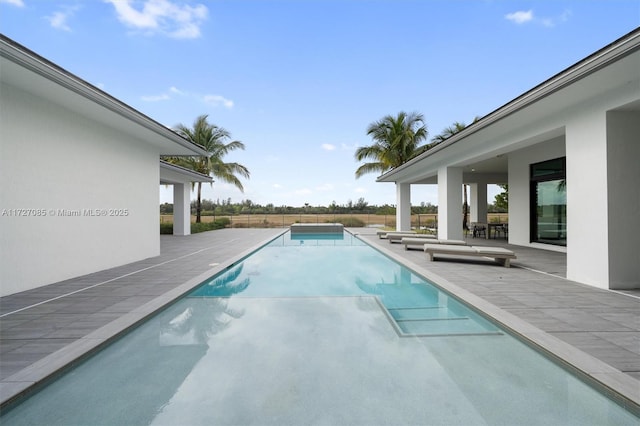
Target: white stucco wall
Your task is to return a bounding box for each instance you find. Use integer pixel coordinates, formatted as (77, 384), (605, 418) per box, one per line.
(508, 136), (566, 249)
(0, 83), (160, 296)
(605, 110), (640, 289)
(565, 109), (610, 288)
(509, 99), (638, 289)
(437, 167), (463, 240)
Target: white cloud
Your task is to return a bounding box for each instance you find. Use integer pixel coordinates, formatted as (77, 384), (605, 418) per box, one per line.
(542, 9), (572, 27)
(294, 188), (312, 196)
(203, 94), (234, 109)
(354, 187), (367, 194)
(141, 93), (170, 101)
(315, 183), (334, 191)
(48, 12), (71, 31)
(505, 9), (571, 27)
(0, 0), (24, 7)
(341, 143), (356, 151)
(141, 86), (233, 109)
(505, 10), (533, 24)
(272, 183), (283, 189)
(104, 0), (208, 39)
(321, 143), (336, 151)
(46, 5), (82, 32)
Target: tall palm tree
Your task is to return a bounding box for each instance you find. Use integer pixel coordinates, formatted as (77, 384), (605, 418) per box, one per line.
(167, 114), (250, 223)
(430, 121), (468, 144)
(354, 111), (428, 178)
(431, 118), (479, 231)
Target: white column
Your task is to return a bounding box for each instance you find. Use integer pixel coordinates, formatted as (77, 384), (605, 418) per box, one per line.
(605, 111), (639, 289)
(173, 183), (191, 236)
(396, 183), (411, 231)
(438, 167), (463, 240)
(470, 183), (488, 224)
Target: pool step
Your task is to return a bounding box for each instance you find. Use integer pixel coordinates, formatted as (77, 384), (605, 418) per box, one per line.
(387, 306), (502, 337)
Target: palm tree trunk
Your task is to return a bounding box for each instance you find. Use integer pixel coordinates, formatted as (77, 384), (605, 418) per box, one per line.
(196, 182), (202, 223)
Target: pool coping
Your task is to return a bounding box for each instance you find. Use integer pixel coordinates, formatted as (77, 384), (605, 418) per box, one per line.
(0, 229), (288, 409)
(1, 228), (638, 417)
(354, 232), (640, 415)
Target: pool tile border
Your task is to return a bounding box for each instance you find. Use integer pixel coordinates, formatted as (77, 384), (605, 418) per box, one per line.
(355, 232), (640, 415)
(0, 230), (287, 409)
(1, 228), (638, 418)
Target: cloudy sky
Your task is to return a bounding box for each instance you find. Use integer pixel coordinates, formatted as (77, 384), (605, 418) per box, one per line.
(1, 0), (638, 207)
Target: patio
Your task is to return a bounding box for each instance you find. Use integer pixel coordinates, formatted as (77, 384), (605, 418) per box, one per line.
(0, 228), (638, 412)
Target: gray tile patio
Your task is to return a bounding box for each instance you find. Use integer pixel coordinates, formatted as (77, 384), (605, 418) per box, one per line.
(0, 227), (638, 414)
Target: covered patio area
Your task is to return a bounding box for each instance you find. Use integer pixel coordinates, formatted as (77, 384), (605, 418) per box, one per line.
(159, 160), (213, 236)
(378, 28), (640, 291)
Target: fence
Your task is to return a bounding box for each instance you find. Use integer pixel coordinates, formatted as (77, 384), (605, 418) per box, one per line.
(160, 213), (508, 229)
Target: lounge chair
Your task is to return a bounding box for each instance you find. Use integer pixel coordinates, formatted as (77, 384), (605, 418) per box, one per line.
(400, 238), (466, 250)
(387, 233), (434, 243)
(377, 230), (417, 239)
(424, 244), (517, 267)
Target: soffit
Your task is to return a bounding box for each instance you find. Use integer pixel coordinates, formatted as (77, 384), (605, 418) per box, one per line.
(160, 161), (213, 184)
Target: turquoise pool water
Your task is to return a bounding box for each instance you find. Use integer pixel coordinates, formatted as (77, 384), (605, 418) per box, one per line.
(1, 231), (638, 425)
(192, 232), (500, 337)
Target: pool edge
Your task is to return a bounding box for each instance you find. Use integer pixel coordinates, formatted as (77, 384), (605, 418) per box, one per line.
(351, 230), (640, 416)
(0, 229), (288, 410)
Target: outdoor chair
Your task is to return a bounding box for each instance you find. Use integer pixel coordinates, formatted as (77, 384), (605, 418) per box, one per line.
(471, 223), (486, 238)
(495, 223), (508, 239)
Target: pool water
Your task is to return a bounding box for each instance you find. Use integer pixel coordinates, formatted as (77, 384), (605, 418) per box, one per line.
(192, 232), (500, 337)
(1, 231), (638, 425)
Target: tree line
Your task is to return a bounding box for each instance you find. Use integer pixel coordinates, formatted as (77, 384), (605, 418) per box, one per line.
(162, 112), (508, 224)
(160, 198), (506, 216)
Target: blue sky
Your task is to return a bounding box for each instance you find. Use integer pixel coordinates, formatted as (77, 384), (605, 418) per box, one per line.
(1, 0), (638, 208)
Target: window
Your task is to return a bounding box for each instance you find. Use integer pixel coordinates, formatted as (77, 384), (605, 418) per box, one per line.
(530, 158), (566, 246)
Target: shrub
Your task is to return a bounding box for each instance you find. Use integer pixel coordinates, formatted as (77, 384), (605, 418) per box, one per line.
(331, 217), (365, 227)
(161, 218), (230, 235)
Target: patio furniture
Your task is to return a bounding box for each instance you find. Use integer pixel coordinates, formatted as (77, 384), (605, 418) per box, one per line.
(377, 230), (417, 239)
(387, 233), (434, 243)
(400, 238), (466, 250)
(424, 244), (517, 267)
(471, 223), (486, 238)
(494, 223), (508, 239)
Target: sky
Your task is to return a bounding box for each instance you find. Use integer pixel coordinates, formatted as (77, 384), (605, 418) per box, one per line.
(1, 0), (638, 208)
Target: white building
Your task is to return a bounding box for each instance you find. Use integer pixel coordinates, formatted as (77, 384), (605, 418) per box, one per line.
(0, 35), (211, 297)
(378, 28), (640, 290)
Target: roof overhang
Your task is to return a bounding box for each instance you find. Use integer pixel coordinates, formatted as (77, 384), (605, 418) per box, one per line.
(160, 160), (213, 185)
(377, 28), (640, 185)
(0, 35), (207, 157)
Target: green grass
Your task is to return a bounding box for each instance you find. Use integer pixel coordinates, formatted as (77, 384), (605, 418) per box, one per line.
(160, 217), (231, 234)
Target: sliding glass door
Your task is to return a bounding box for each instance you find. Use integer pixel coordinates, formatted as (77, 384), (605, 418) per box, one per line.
(530, 158), (566, 246)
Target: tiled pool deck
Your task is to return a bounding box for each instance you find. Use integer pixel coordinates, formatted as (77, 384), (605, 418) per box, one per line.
(0, 227), (638, 413)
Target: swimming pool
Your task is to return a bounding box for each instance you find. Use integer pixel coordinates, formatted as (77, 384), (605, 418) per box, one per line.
(1, 231), (638, 425)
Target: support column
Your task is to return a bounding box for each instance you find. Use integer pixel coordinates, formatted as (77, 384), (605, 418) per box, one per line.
(173, 183), (191, 236)
(437, 167), (463, 240)
(469, 183), (488, 224)
(396, 183), (411, 231)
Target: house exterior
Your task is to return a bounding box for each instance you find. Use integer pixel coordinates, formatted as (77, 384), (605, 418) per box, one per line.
(378, 28), (640, 290)
(0, 35), (210, 297)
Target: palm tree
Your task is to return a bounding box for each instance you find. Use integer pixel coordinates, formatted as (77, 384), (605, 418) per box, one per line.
(430, 118), (479, 231)
(354, 111), (428, 178)
(167, 114), (250, 223)
(430, 121), (468, 144)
